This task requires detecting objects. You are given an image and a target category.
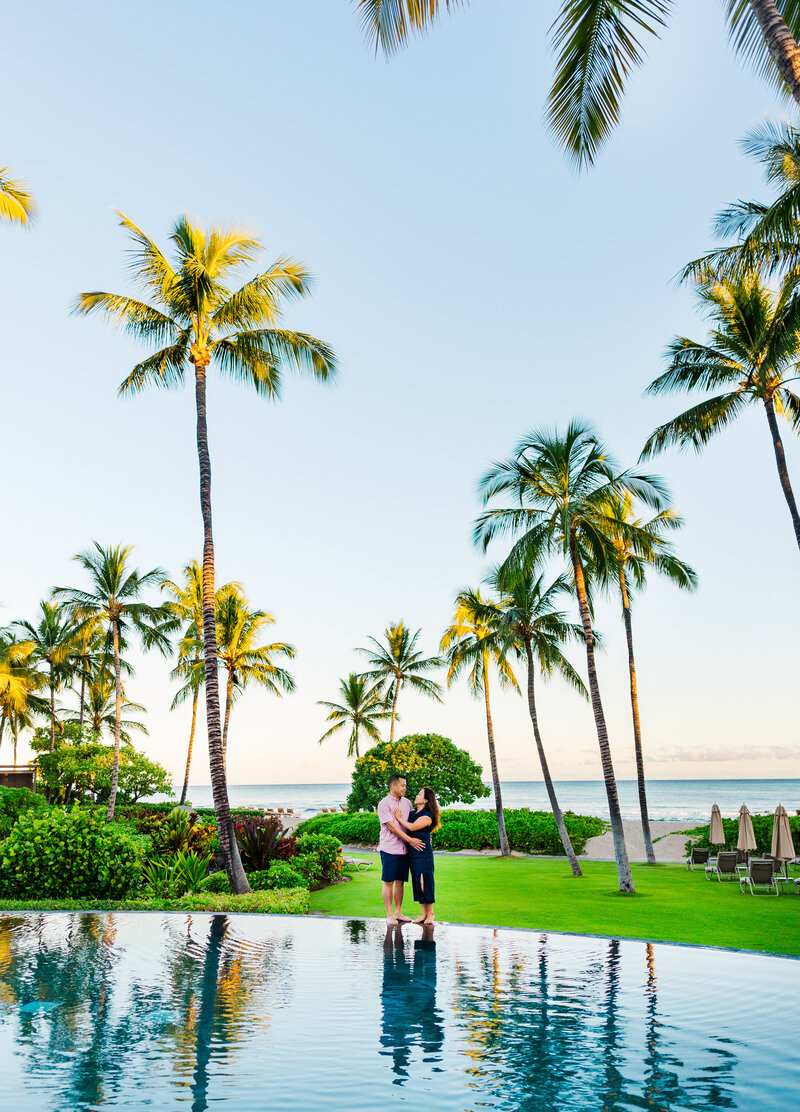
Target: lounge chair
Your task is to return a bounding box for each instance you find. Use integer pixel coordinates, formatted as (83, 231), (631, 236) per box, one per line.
(768, 857), (792, 892)
(343, 856), (373, 872)
(705, 850), (738, 882)
(685, 847), (710, 871)
(739, 859), (778, 896)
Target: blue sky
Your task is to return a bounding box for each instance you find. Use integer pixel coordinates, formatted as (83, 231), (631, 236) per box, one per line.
(2, 1), (798, 786)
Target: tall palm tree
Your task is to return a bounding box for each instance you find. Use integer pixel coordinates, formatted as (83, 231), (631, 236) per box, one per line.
(642, 267), (800, 554)
(357, 622), (442, 742)
(12, 603), (80, 751)
(215, 588), (295, 764)
(162, 562), (242, 805)
(317, 673), (392, 758)
(598, 494), (697, 865)
(75, 213), (337, 892)
(53, 542), (173, 821)
(0, 167), (35, 225)
(0, 633), (44, 756)
(491, 564), (587, 877)
(69, 674), (148, 746)
(354, 2), (800, 168)
(440, 588), (519, 856)
(476, 421), (668, 893)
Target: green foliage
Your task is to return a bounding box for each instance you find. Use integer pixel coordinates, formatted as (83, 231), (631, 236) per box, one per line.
(250, 862), (309, 890)
(296, 808), (605, 856)
(141, 849), (212, 896)
(0, 889), (311, 915)
(234, 817), (295, 872)
(134, 808), (215, 859)
(292, 854), (323, 887)
(347, 733), (489, 812)
(35, 737), (171, 806)
(202, 870), (231, 893)
(294, 832), (344, 882)
(686, 813), (800, 857)
(0, 786), (49, 838)
(0, 806), (141, 898)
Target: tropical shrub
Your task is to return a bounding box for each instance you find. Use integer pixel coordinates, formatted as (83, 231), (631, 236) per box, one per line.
(0, 806), (140, 897)
(141, 850), (213, 896)
(686, 813), (800, 857)
(292, 854), (323, 887)
(34, 735), (172, 806)
(234, 817), (295, 872)
(202, 870), (231, 893)
(249, 862), (308, 890)
(295, 808), (605, 856)
(144, 809), (215, 859)
(0, 786), (49, 837)
(347, 734), (489, 812)
(294, 832), (343, 882)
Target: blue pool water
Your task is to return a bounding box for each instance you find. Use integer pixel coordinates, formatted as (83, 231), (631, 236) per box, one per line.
(0, 912), (797, 1110)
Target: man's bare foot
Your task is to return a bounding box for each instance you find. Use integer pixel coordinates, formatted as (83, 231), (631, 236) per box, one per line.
(395, 914), (412, 923)
(386, 916), (398, 925)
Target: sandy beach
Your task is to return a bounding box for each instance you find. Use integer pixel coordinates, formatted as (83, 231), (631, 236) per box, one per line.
(581, 819), (696, 863)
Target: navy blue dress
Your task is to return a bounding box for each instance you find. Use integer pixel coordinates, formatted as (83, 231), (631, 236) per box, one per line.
(408, 808), (435, 905)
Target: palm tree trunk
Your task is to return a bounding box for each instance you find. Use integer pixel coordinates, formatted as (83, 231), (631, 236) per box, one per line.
(764, 394), (800, 552)
(0, 713), (5, 754)
(194, 360), (249, 894)
(180, 686), (199, 807)
(523, 638), (582, 876)
(191, 914), (227, 1112)
(568, 528), (634, 894)
(49, 663), (56, 752)
(79, 670), (86, 733)
(619, 568), (655, 865)
(105, 619), (123, 823)
(389, 679), (399, 743)
(749, 0), (800, 104)
(222, 670), (233, 765)
(482, 649), (510, 855)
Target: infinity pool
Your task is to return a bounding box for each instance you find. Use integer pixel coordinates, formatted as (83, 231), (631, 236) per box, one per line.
(0, 912), (797, 1110)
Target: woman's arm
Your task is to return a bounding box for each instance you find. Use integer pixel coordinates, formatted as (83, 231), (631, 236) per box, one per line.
(393, 809), (432, 831)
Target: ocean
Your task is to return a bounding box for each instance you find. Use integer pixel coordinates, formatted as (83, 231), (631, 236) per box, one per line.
(158, 779), (800, 824)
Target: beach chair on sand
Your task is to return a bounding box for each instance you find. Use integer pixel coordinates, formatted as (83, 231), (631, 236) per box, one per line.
(705, 850), (738, 882)
(739, 859), (778, 896)
(685, 847), (710, 871)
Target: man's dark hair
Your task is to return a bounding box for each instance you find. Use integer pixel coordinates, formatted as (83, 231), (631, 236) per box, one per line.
(388, 773), (406, 788)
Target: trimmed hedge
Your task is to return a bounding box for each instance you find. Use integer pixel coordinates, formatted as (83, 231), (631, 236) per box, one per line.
(0, 888), (310, 914)
(294, 808), (606, 856)
(686, 813), (800, 857)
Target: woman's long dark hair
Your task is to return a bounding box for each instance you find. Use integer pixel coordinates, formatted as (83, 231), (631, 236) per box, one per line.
(420, 786), (441, 832)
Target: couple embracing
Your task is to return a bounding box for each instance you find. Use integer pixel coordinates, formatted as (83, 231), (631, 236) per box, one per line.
(377, 773), (440, 926)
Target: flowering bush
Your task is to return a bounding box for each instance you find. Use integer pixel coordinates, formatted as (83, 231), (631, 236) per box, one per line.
(294, 832), (344, 883)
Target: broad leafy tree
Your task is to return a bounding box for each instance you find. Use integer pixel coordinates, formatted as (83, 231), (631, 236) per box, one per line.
(357, 622), (442, 742)
(355, 2), (800, 167)
(440, 588), (519, 855)
(492, 564), (587, 876)
(318, 673), (392, 758)
(642, 267), (800, 554)
(53, 543), (173, 821)
(598, 494), (697, 864)
(75, 213), (336, 892)
(347, 732), (489, 811)
(476, 421), (668, 893)
(215, 588), (295, 764)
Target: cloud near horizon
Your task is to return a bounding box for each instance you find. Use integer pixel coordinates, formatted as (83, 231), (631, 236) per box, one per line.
(649, 745), (796, 764)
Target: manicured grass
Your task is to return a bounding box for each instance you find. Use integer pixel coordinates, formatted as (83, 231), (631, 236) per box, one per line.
(0, 888), (309, 915)
(313, 855), (800, 956)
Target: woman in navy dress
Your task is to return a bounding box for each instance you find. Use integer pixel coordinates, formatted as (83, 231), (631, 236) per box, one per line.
(394, 786), (440, 925)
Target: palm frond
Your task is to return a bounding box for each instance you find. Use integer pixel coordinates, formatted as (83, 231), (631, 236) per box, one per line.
(356, 0), (465, 56)
(0, 167), (36, 225)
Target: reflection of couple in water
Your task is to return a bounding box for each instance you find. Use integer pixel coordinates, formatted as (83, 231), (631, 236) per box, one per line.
(377, 774), (440, 926)
(380, 923), (442, 1081)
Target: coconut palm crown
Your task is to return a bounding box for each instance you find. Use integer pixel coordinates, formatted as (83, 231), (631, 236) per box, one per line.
(642, 267), (800, 554)
(0, 167), (36, 225)
(75, 212), (337, 892)
(317, 673), (392, 758)
(357, 622), (442, 743)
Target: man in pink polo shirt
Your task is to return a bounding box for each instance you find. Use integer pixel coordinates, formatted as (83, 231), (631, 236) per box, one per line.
(377, 774), (424, 924)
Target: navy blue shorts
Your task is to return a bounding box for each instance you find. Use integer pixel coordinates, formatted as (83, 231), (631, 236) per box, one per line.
(380, 851), (409, 883)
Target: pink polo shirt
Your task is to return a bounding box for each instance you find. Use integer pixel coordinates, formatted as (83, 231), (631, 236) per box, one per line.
(377, 793), (412, 854)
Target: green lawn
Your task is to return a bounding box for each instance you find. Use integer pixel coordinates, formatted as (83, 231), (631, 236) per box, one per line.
(312, 855), (800, 957)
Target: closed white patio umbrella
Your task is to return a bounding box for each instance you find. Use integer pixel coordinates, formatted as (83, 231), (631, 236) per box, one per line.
(771, 804), (795, 863)
(737, 804), (757, 855)
(709, 803), (725, 848)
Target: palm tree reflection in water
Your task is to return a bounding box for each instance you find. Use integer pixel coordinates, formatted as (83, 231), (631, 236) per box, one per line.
(380, 924), (443, 1083)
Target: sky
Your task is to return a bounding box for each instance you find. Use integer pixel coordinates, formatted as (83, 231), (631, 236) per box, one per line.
(2, 1), (799, 787)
